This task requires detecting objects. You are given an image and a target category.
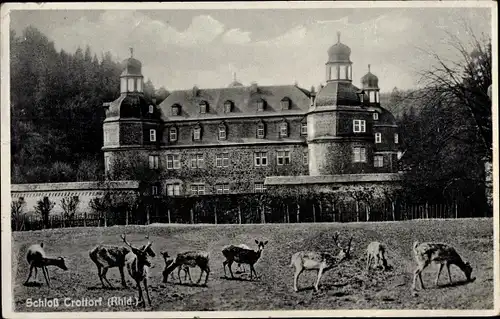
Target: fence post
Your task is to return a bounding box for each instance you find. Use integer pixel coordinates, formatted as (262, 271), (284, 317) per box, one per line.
(260, 204), (266, 224)
(286, 204), (290, 223)
(355, 201), (360, 222)
(296, 203), (300, 223)
(214, 206), (218, 225)
(238, 205), (242, 224)
(125, 209), (129, 226)
(104, 210), (108, 227)
(455, 201), (458, 219)
(167, 209), (171, 224)
(318, 201), (323, 222)
(84, 212), (87, 227)
(312, 203), (316, 223)
(190, 208), (194, 224)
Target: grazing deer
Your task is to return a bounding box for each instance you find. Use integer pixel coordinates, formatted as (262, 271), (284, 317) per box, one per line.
(25, 243), (68, 287)
(366, 241), (389, 271)
(162, 251), (210, 286)
(222, 240), (268, 280)
(222, 244), (250, 273)
(121, 234), (155, 307)
(89, 236), (155, 289)
(160, 251), (190, 282)
(412, 241), (473, 290)
(289, 233), (352, 292)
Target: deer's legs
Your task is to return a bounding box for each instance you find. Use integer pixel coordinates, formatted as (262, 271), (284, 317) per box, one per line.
(412, 265), (426, 290)
(42, 266), (51, 287)
(446, 263), (453, 284)
(435, 264), (444, 286)
(314, 265), (325, 291)
(225, 260), (235, 278)
(25, 264), (34, 285)
(136, 281), (145, 307)
(249, 264), (259, 280)
(143, 278), (151, 307)
(119, 266), (128, 288)
(186, 268), (194, 284)
(177, 266), (183, 284)
(101, 267), (114, 288)
(95, 264), (106, 288)
(204, 266), (210, 285)
(293, 267), (303, 292)
(34, 267), (38, 281)
(366, 254), (372, 271)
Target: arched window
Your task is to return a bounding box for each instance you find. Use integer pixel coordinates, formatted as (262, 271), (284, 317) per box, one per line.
(224, 100), (233, 113)
(256, 99), (266, 112)
(127, 78), (134, 92)
(149, 104), (154, 114)
(257, 121), (265, 139)
(280, 97), (291, 110)
(199, 101), (208, 114)
(171, 104), (181, 116)
(218, 123), (227, 140)
(280, 121), (288, 137)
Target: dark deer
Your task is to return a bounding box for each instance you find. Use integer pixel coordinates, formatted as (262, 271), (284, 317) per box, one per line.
(222, 240), (268, 280)
(121, 234), (155, 307)
(412, 241), (473, 290)
(160, 251), (190, 282)
(289, 232), (352, 292)
(25, 243), (68, 287)
(162, 251), (210, 286)
(89, 236), (155, 289)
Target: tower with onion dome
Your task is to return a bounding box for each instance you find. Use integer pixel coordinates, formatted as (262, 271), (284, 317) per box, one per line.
(102, 48), (161, 178)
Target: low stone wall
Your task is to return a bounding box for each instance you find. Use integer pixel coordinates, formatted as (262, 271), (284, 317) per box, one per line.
(11, 181), (139, 215)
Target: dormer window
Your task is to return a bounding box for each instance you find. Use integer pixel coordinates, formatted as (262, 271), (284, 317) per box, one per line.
(280, 122), (288, 137)
(169, 127), (177, 142)
(149, 105), (154, 114)
(224, 100), (233, 113)
(373, 112), (379, 120)
(394, 133), (399, 144)
(257, 121), (265, 139)
(256, 99), (265, 112)
(171, 104), (180, 116)
(353, 120), (366, 133)
(375, 132), (382, 143)
(199, 101), (208, 114)
(301, 122), (308, 136)
(218, 123), (227, 140)
(193, 125), (202, 141)
(280, 97), (291, 110)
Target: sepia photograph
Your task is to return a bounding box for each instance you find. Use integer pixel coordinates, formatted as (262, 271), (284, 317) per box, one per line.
(1, 1), (498, 318)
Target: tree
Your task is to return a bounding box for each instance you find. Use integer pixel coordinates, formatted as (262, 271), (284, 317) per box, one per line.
(34, 197), (55, 229)
(61, 196), (80, 220)
(11, 198), (26, 231)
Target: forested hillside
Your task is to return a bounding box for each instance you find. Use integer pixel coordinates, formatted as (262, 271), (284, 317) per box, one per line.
(10, 26), (168, 183)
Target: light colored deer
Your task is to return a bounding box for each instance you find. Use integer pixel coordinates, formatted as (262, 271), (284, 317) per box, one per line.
(222, 240), (268, 280)
(290, 233), (352, 292)
(160, 251), (190, 282)
(89, 236), (155, 289)
(162, 251), (210, 286)
(121, 234), (155, 307)
(366, 241), (389, 271)
(412, 241), (473, 290)
(24, 243), (68, 287)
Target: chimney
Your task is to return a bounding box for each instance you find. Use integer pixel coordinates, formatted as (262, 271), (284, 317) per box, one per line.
(192, 85), (199, 97)
(250, 82), (258, 93)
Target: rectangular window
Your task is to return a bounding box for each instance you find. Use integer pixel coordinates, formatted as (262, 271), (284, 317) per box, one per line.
(280, 123), (288, 137)
(169, 128), (177, 141)
(254, 152), (268, 167)
(152, 186), (158, 195)
(280, 100), (290, 110)
(257, 101), (264, 112)
(200, 104), (206, 114)
(149, 155), (159, 169)
(216, 183), (230, 194)
(353, 147), (367, 163)
(127, 78), (134, 92)
(303, 151), (309, 165)
(394, 133), (399, 144)
(167, 184), (181, 196)
(136, 79), (142, 92)
(301, 123), (308, 136)
(219, 127), (226, 140)
(105, 156), (111, 171)
(353, 120), (366, 133)
(191, 184), (206, 195)
(193, 128), (201, 141)
(277, 150), (291, 165)
(149, 129), (156, 142)
(369, 91), (376, 103)
(257, 125), (265, 139)
(373, 112), (379, 120)
(216, 153), (229, 168)
(374, 155), (384, 168)
(254, 182), (266, 193)
(149, 105), (154, 114)
(191, 154), (204, 168)
(166, 154), (180, 170)
(172, 106), (179, 116)
(375, 132), (382, 143)
(339, 65), (347, 80)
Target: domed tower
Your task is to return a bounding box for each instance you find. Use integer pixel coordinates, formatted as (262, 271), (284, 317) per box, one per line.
(307, 33), (373, 176)
(102, 49), (161, 177)
(361, 64), (380, 106)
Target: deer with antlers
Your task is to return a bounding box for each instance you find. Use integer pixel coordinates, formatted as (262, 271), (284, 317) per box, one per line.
(289, 232), (352, 292)
(222, 240), (268, 280)
(89, 235), (155, 289)
(366, 241), (389, 272)
(412, 241), (473, 290)
(24, 243), (68, 287)
(121, 234), (155, 307)
(162, 251), (210, 286)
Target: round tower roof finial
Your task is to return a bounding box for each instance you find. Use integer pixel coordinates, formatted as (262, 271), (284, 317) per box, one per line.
(337, 31), (341, 43)
(130, 47), (134, 58)
(368, 64), (371, 72)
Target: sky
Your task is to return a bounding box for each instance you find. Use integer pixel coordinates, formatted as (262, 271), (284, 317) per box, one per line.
(9, 5), (492, 93)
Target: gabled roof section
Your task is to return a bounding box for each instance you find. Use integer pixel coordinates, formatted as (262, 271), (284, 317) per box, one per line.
(159, 85), (311, 121)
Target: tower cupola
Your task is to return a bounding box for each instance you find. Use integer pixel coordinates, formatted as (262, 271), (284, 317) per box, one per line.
(325, 32), (353, 82)
(120, 48), (144, 94)
(361, 64), (380, 105)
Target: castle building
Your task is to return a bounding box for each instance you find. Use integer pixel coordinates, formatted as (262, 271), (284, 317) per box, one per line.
(102, 34), (401, 196)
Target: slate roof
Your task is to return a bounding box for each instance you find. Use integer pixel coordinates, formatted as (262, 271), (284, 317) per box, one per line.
(372, 106), (397, 126)
(105, 93), (158, 120)
(313, 81), (363, 108)
(159, 85), (312, 121)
